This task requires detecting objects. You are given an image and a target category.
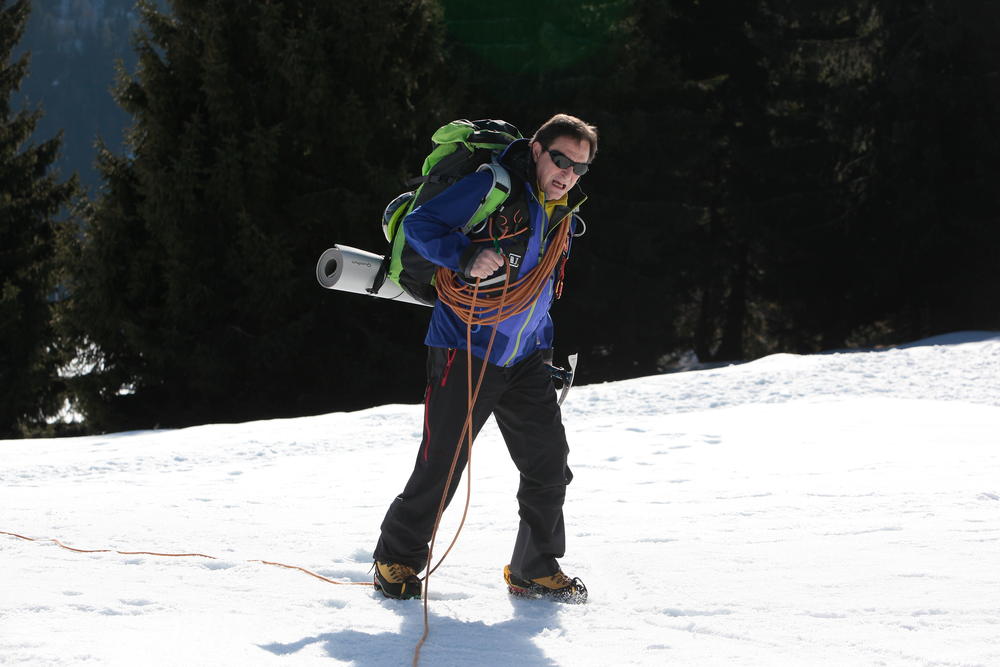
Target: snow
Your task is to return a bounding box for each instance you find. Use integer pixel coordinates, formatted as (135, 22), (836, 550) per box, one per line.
(3, 331), (1000, 666)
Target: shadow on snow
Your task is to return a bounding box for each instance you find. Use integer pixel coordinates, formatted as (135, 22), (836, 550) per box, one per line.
(258, 595), (563, 666)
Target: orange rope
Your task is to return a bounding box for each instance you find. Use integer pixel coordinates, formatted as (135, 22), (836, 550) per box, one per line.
(435, 217), (570, 326)
(413, 268), (509, 667)
(250, 560), (371, 586)
(412, 219), (570, 665)
(0, 530), (369, 586)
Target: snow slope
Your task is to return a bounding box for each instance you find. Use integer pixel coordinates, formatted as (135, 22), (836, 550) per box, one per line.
(3, 332), (999, 666)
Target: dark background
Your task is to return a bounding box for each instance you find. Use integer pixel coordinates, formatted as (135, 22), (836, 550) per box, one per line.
(3, 0), (998, 436)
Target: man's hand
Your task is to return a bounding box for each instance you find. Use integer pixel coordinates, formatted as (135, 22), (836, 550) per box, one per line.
(468, 248), (505, 279)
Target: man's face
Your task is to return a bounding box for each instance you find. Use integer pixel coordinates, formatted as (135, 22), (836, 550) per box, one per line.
(531, 136), (591, 201)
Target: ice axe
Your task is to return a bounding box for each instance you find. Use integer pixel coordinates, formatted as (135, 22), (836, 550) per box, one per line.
(546, 353), (579, 406)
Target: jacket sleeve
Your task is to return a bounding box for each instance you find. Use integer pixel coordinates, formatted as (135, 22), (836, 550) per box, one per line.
(403, 170), (494, 273)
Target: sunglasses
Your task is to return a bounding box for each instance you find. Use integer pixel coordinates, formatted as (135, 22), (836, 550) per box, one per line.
(546, 149), (591, 176)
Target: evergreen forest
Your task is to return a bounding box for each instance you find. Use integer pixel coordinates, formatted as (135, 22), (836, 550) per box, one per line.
(2, 0), (998, 437)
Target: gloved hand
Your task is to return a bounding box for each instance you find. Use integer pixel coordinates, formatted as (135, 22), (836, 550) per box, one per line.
(544, 359), (572, 389)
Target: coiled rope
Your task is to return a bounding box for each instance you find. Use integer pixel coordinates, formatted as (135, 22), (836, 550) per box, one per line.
(434, 217), (570, 325)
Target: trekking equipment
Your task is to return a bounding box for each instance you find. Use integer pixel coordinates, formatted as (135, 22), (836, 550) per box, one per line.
(547, 352), (579, 406)
(316, 245), (431, 306)
(503, 564), (588, 603)
(370, 119), (523, 305)
(374, 560), (422, 600)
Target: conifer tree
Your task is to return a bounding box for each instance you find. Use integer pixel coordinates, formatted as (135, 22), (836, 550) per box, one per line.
(581, 0), (774, 367)
(60, 0), (450, 430)
(728, 1), (887, 354)
(560, 0), (721, 379)
(855, 0), (1000, 341)
(0, 0), (76, 437)
(592, 1), (900, 363)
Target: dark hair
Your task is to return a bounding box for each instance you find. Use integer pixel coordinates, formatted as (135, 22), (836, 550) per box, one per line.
(531, 114), (599, 161)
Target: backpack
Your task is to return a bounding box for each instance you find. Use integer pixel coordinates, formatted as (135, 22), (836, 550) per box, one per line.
(369, 119), (523, 305)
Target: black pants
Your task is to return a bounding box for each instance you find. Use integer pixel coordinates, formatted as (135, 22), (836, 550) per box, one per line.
(373, 347), (572, 579)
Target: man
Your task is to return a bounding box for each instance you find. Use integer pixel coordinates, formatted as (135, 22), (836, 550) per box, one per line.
(373, 114), (597, 602)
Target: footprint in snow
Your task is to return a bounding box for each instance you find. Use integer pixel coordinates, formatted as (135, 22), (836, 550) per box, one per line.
(660, 607), (734, 617)
(202, 560), (236, 571)
(348, 548), (371, 562)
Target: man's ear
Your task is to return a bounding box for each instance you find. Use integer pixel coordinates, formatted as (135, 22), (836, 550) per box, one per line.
(530, 140), (542, 161)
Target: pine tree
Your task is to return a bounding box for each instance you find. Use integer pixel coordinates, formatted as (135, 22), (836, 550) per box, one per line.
(853, 0), (1000, 341)
(0, 0), (76, 438)
(591, 1), (903, 364)
(731, 0), (888, 354)
(553, 0), (721, 379)
(575, 0), (773, 368)
(60, 0), (450, 431)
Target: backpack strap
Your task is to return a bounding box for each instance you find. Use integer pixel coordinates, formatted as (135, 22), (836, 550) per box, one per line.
(463, 161), (512, 233)
(405, 173), (456, 188)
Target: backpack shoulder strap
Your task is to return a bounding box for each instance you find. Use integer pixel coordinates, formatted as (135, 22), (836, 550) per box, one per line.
(462, 161), (512, 233)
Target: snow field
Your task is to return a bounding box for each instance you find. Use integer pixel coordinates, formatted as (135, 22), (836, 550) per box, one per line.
(2, 332), (999, 666)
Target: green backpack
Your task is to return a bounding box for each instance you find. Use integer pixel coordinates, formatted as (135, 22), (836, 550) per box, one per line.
(370, 119), (523, 305)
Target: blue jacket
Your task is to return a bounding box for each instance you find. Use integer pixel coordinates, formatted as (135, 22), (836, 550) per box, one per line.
(403, 139), (585, 366)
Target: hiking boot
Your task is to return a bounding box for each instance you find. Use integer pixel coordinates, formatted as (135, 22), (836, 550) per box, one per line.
(503, 564), (588, 603)
(373, 561), (422, 600)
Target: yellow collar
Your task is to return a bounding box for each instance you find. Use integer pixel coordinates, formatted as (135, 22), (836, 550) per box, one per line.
(537, 185), (569, 218)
